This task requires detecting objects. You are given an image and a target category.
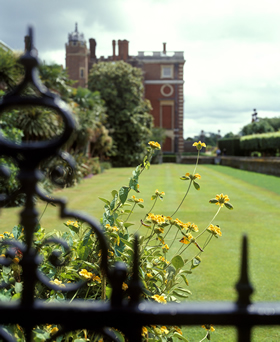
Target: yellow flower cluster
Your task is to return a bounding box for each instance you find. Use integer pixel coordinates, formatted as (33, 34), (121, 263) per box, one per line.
(184, 172), (201, 180)
(215, 193), (230, 207)
(0, 232), (14, 239)
(142, 327), (148, 336)
(174, 326), (183, 335)
(105, 224), (119, 232)
(202, 324), (215, 332)
(207, 224), (222, 237)
(193, 140), (206, 150)
(147, 273), (153, 278)
(179, 233), (193, 245)
(79, 269), (101, 283)
(122, 282), (128, 291)
(152, 294), (167, 304)
(155, 189), (165, 196)
(146, 213), (166, 225)
(158, 256), (170, 264)
(131, 195), (144, 203)
(50, 279), (66, 288)
(148, 141), (161, 150)
(66, 220), (78, 227)
(162, 244), (169, 252)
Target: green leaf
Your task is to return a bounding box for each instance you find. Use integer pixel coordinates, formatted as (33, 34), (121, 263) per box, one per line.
(120, 238), (134, 249)
(191, 257), (201, 269)
(209, 198), (218, 204)
(151, 195), (157, 200)
(11, 293), (21, 301)
(110, 194), (118, 210)
(172, 290), (190, 299)
(173, 332), (189, 341)
(123, 222), (134, 228)
(193, 181), (200, 190)
(82, 230), (91, 246)
(15, 282), (23, 293)
(137, 203), (144, 208)
(99, 197), (110, 205)
(180, 176), (190, 180)
(225, 202), (234, 210)
(106, 286), (112, 299)
(119, 186), (130, 204)
(12, 225), (22, 240)
(109, 328), (125, 342)
(180, 274), (189, 286)
(68, 224), (79, 234)
(171, 255), (184, 270)
(111, 190), (118, 199)
(74, 339), (86, 342)
(3, 266), (11, 275)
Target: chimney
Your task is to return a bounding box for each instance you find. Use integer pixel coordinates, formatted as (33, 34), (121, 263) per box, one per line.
(118, 39), (129, 61)
(122, 40), (129, 61)
(163, 42), (166, 54)
(112, 40), (116, 60)
(89, 38), (96, 59)
(118, 39), (122, 60)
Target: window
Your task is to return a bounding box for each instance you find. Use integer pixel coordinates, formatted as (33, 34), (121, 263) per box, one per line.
(80, 68), (85, 78)
(161, 65), (173, 78)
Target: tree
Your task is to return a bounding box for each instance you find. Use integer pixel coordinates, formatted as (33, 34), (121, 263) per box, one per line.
(241, 118), (274, 136)
(88, 61), (153, 166)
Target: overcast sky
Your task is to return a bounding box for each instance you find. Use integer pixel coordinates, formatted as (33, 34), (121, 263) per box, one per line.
(1, 0), (280, 138)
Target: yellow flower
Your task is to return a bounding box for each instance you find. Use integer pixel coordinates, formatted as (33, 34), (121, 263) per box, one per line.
(66, 220), (78, 227)
(93, 275), (101, 283)
(215, 193), (230, 207)
(0, 234), (4, 239)
(161, 326), (169, 334)
(174, 326), (183, 335)
(79, 269), (93, 280)
(180, 233), (193, 245)
(0, 254), (5, 258)
(132, 195), (144, 203)
(193, 173), (201, 180)
(122, 282), (128, 291)
(50, 279), (66, 288)
(193, 141), (206, 150)
(207, 224), (222, 237)
(13, 257), (19, 264)
(50, 327), (59, 335)
(152, 294), (166, 304)
(142, 326), (148, 336)
(147, 273), (153, 278)
(202, 325), (215, 332)
(162, 244), (169, 251)
(148, 141), (161, 150)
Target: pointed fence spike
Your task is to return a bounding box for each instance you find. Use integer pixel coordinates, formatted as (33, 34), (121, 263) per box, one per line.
(235, 235), (254, 306)
(129, 234), (143, 305)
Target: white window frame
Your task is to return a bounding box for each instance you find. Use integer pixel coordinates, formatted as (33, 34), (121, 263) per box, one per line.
(161, 65), (174, 79)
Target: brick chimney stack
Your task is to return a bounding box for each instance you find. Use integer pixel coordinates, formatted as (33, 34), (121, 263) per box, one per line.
(163, 42), (166, 54)
(112, 40), (116, 60)
(89, 38), (96, 59)
(118, 39), (129, 61)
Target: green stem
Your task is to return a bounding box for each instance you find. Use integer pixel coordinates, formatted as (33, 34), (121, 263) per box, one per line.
(38, 202), (49, 223)
(125, 203), (136, 223)
(195, 206), (221, 240)
(171, 181), (192, 217)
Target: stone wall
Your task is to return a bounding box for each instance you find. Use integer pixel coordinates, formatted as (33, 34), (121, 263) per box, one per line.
(179, 155), (280, 177)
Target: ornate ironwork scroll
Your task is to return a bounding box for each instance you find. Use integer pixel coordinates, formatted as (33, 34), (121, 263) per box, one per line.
(0, 27), (280, 342)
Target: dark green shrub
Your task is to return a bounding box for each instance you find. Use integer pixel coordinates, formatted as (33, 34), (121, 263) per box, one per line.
(218, 138), (243, 156)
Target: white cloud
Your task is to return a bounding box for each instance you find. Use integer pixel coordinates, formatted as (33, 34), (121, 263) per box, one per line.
(1, 0), (280, 139)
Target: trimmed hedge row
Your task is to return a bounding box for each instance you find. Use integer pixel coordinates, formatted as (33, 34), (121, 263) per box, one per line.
(240, 132), (280, 154)
(218, 132), (280, 156)
(218, 138), (243, 156)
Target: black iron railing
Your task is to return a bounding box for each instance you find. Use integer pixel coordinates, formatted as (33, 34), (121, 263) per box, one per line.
(0, 28), (279, 342)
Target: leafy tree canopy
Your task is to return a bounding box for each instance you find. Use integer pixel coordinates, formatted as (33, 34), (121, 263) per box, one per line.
(88, 61), (153, 166)
(241, 118), (275, 136)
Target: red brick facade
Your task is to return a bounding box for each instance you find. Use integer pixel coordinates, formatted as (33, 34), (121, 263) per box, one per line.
(65, 25), (185, 153)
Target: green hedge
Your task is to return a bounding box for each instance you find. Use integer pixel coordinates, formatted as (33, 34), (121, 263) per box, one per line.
(218, 138), (243, 156)
(240, 132), (280, 155)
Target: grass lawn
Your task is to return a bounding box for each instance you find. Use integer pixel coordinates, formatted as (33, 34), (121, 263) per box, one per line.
(1, 163), (280, 341)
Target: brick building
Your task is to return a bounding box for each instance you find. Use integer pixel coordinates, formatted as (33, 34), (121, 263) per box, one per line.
(65, 24), (185, 153)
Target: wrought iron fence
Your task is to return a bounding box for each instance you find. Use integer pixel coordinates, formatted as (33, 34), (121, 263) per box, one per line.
(0, 27), (279, 342)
